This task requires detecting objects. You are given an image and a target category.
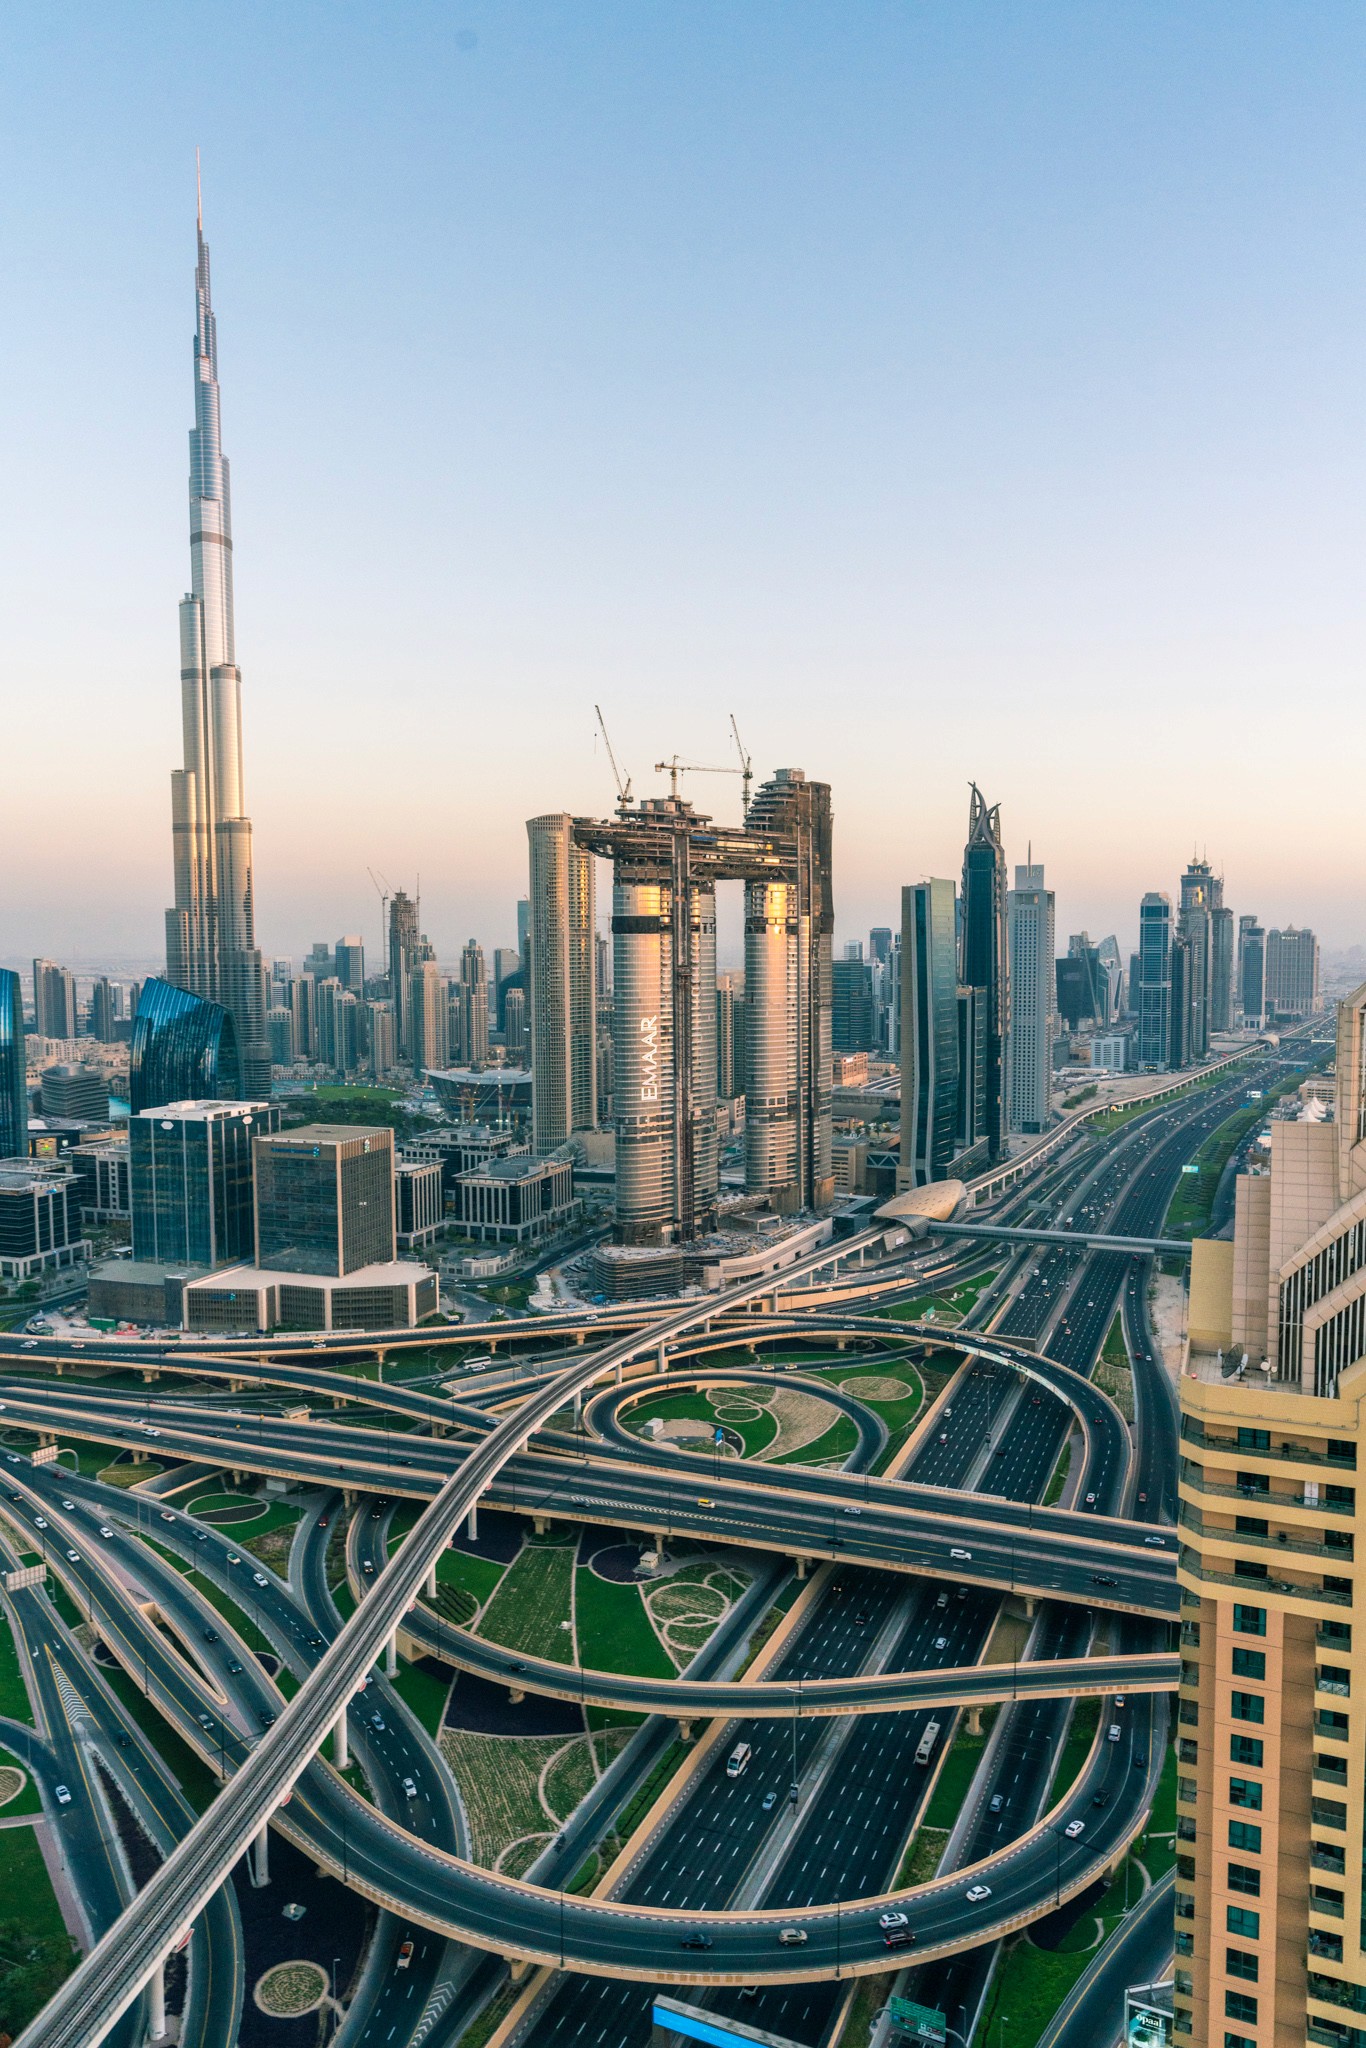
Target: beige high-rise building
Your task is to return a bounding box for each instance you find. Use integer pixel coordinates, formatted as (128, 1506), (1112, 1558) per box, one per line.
(526, 814), (597, 1154)
(1177, 983), (1366, 2048)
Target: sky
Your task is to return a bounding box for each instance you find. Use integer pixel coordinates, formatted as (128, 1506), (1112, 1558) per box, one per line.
(4, 2), (1366, 973)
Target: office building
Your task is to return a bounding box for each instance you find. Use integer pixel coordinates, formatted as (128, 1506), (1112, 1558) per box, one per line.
(1137, 894), (1174, 1068)
(305, 942), (334, 983)
(388, 890), (420, 1060)
(833, 954), (876, 1053)
(394, 1159), (443, 1250)
(503, 987), (528, 1063)
(32, 960), (77, 1041)
(0, 972), (27, 1161)
(334, 937), (365, 993)
(1176, 980), (1366, 2046)
(181, 1258), (436, 1333)
(1096, 934), (1126, 1021)
(1007, 862), (1055, 1135)
(1265, 928), (1321, 1022)
(451, 1151), (578, 1244)
(960, 786), (1009, 1159)
(289, 973), (317, 1061)
(253, 1124), (396, 1276)
(955, 984), (988, 1160)
(869, 927), (893, 965)
(1238, 918), (1266, 1028)
(267, 1007), (294, 1066)
(69, 1136), (131, 1223)
(0, 1163), (88, 1282)
(527, 813), (598, 1153)
(129, 977), (241, 1114)
(130, 1100), (277, 1268)
(716, 974), (745, 1101)
(39, 1065), (110, 1122)
(899, 879), (961, 1186)
(1057, 934), (1108, 1033)
(162, 206), (269, 1096)
(459, 940), (490, 1065)
(409, 961), (449, 1075)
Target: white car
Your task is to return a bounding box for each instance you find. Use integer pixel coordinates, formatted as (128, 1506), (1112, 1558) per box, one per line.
(66, 1549), (79, 1563)
(253, 1572), (268, 1587)
(879, 1910), (908, 1930)
(34, 1517), (47, 1530)
(965, 1884), (992, 1903)
(54, 1784), (72, 1805)
(99, 1526), (113, 1538)
(933, 1636), (948, 1651)
(1064, 1819), (1085, 1838)
(61, 1499), (74, 1510)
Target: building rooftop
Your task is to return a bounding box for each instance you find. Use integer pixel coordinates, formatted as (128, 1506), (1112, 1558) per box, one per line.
(185, 1259), (430, 1289)
(132, 1099), (270, 1123)
(457, 1153), (566, 1183)
(262, 1123), (392, 1147)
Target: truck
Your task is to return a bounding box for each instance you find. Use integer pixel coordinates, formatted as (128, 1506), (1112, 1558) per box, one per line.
(726, 1742), (752, 1779)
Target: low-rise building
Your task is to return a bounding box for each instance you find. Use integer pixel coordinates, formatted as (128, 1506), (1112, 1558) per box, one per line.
(182, 1260), (437, 1333)
(395, 1159), (443, 1250)
(451, 1151), (577, 1244)
(39, 1063), (110, 1121)
(69, 1135), (131, 1222)
(0, 1162), (89, 1282)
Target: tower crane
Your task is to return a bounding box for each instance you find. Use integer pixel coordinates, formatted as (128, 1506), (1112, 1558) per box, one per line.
(653, 755), (741, 802)
(729, 715), (753, 818)
(367, 867), (393, 966)
(594, 705), (634, 809)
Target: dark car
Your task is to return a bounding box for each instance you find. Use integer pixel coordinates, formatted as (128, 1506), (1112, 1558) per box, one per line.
(680, 1932), (713, 1951)
(203, 1628), (219, 1643)
(883, 1926), (916, 1949)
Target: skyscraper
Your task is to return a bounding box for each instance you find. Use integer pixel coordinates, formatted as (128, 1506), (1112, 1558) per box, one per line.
(1210, 899), (1235, 1034)
(1264, 927), (1321, 1021)
(253, 1125), (397, 1275)
(31, 960), (77, 1041)
(334, 937), (365, 994)
(1238, 916), (1266, 1027)
(89, 978), (118, 1044)
(960, 786), (1009, 1160)
(1007, 862), (1054, 1135)
(527, 814), (597, 1154)
(459, 940), (490, 1065)
(899, 879), (961, 1186)
(1178, 857), (1216, 1061)
(130, 1100), (278, 1268)
(1137, 893), (1173, 1068)
(129, 978), (241, 1114)
(0, 972), (27, 1161)
(409, 961), (449, 1074)
(163, 200), (269, 1097)
(388, 891), (420, 1061)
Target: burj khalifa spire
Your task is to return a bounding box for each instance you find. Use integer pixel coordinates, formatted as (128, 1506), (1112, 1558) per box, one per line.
(164, 177), (269, 1095)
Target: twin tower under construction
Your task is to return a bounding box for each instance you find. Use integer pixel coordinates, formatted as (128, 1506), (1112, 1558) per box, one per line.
(528, 769), (833, 1280)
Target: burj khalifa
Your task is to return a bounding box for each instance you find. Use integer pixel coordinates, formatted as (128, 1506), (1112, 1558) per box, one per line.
(163, 195), (269, 1095)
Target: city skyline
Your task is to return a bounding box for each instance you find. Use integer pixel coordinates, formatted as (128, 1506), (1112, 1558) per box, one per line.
(6, 8), (1366, 958)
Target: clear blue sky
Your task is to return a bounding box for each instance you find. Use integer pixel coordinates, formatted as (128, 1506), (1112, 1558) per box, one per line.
(4, 3), (1365, 968)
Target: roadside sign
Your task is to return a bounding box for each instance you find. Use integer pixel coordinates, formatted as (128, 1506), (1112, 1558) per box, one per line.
(4, 1565), (46, 1592)
(887, 1998), (947, 2043)
(31, 1445), (58, 1466)
(1180, 1164), (1199, 1175)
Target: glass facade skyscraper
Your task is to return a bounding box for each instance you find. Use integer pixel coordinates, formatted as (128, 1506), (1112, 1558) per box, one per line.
(0, 971), (27, 1161)
(960, 786), (1009, 1160)
(253, 1125), (396, 1276)
(129, 977), (241, 1114)
(900, 878), (961, 1185)
(130, 1101), (278, 1268)
(1137, 893), (1173, 1068)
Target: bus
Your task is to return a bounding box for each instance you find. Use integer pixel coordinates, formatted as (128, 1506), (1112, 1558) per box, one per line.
(726, 1742), (752, 1779)
(914, 1721), (941, 1767)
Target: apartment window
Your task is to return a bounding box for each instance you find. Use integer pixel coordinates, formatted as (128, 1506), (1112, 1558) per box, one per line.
(1317, 1709), (1349, 1736)
(1231, 1691), (1265, 1724)
(1318, 1619), (1351, 1646)
(1175, 1930), (1193, 1955)
(1178, 1738), (1199, 1764)
(1236, 1471), (1270, 1495)
(1318, 1664), (1351, 1695)
(1228, 1820), (1262, 1852)
(1235, 1515), (1268, 1539)
(1232, 1648), (1266, 1680)
(1326, 1483), (1355, 1508)
(1224, 2035), (1256, 2048)
(1177, 1816), (1197, 1842)
(1227, 1906), (1261, 1937)
(1313, 1840), (1347, 1874)
(1234, 1605), (1267, 1636)
(1177, 1776), (1197, 1805)
(1311, 1931), (1346, 1963)
(1325, 1575), (1353, 1597)
(1235, 1559), (1269, 1580)
(1327, 1439), (1356, 1466)
(1226, 1948), (1259, 1982)
(1237, 1428), (1271, 1450)
(1225, 1991), (1258, 2024)
(1229, 1777), (1263, 1810)
(1231, 1734), (1265, 1767)
(1228, 1862), (1262, 1896)
(1179, 1698), (1200, 1725)
(1312, 1797), (1348, 1830)
(1181, 1620), (1202, 1645)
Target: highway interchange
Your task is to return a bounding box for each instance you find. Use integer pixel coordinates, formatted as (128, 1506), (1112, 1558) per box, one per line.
(0, 1039), (1317, 2048)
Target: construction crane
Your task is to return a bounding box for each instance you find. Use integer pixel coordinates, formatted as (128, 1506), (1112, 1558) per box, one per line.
(729, 715), (753, 818)
(594, 705), (633, 808)
(367, 867), (393, 966)
(653, 754), (741, 802)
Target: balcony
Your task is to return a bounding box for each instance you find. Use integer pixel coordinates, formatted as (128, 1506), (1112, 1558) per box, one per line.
(1177, 1511), (1353, 1563)
(1179, 1557), (1351, 1605)
(1181, 1421), (1356, 1470)
(1311, 1890), (1345, 1920)
(1178, 1465), (1355, 1513)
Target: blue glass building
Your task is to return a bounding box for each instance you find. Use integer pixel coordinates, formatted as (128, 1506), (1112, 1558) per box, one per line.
(0, 971), (27, 1159)
(129, 978), (241, 1114)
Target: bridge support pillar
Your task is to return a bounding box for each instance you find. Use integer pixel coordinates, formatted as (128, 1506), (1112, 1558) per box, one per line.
(425, 1565), (438, 1598)
(249, 1823), (270, 1887)
(1024, 1594), (1037, 1618)
(141, 1368), (159, 1383)
(574, 1332), (585, 1346)
(509, 1959), (530, 1984)
(657, 1343), (667, 1374)
(678, 1720), (692, 1743)
(508, 1687), (524, 1705)
(333, 1712), (349, 1771)
(148, 1958), (167, 2040)
(467, 1502), (478, 1542)
(615, 1361), (622, 1387)
(533, 1515), (548, 1535)
(836, 1338), (847, 1352)
(966, 1708), (983, 1737)
(572, 1390), (582, 1430)
(385, 1634), (398, 1680)
(795, 1556), (808, 1580)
